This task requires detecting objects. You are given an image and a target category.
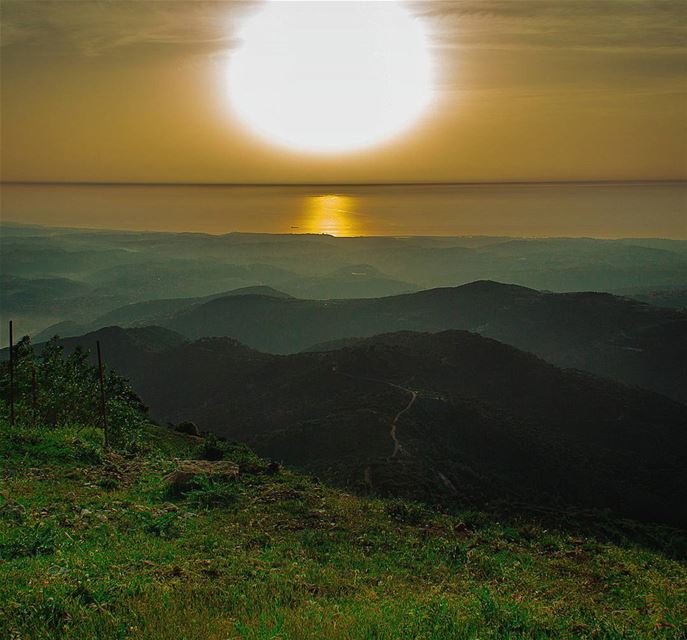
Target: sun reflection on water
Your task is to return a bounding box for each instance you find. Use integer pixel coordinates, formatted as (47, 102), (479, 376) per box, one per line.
(296, 195), (364, 236)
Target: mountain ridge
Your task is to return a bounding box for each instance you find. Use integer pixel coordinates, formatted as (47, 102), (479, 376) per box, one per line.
(19, 326), (686, 527)
(21, 280), (687, 403)
(158, 281), (687, 403)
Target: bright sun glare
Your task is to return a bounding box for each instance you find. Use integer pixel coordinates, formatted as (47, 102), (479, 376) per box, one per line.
(228, 0), (433, 154)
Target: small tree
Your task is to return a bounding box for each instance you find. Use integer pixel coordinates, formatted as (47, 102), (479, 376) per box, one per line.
(0, 335), (148, 451)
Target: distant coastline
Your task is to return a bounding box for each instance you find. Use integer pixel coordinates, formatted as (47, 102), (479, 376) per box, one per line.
(2, 179), (685, 188)
(3, 181), (684, 239)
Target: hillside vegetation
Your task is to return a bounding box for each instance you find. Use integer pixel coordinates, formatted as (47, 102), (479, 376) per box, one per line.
(1, 422), (686, 640)
(20, 328), (686, 527)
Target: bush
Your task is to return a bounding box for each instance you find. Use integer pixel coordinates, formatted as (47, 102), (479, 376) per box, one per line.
(0, 336), (148, 452)
(175, 421), (200, 437)
(225, 442), (270, 474)
(184, 476), (241, 509)
(197, 432), (225, 460)
(141, 512), (181, 539)
(385, 499), (430, 525)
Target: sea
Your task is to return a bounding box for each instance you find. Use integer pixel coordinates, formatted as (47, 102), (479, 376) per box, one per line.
(1, 181), (685, 238)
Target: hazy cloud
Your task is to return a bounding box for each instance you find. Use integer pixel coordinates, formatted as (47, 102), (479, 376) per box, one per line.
(416, 0), (687, 52)
(2, 1), (684, 57)
(0, 0), (253, 55)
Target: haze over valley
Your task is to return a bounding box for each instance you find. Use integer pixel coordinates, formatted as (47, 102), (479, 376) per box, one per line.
(2, 222), (686, 526)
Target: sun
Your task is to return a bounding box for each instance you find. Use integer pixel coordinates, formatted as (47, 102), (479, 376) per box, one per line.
(227, 0), (433, 154)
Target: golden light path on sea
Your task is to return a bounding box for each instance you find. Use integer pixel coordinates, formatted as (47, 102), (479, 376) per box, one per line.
(296, 195), (365, 236)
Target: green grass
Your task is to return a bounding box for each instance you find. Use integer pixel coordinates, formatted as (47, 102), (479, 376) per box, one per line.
(1, 423), (685, 640)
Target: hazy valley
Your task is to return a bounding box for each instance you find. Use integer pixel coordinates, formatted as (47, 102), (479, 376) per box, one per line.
(4, 224), (686, 528)
(3, 222), (686, 343)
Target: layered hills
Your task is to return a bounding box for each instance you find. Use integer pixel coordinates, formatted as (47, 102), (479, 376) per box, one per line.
(4, 223), (686, 344)
(50, 280), (685, 403)
(29, 326), (687, 527)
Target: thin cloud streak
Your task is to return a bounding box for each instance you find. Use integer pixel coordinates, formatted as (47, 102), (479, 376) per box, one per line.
(0, 0), (253, 56)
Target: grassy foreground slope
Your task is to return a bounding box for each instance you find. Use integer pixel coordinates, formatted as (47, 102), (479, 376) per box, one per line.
(1, 423), (686, 640)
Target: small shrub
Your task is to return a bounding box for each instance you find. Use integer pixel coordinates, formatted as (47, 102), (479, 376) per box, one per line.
(385, 499), (429, 525)
(197, 432), (226, 461)
(225, 442), (269, 474)
(501, 526), (522, 543)
(185, 476), (240, 509)
(175, 421), (200, 437)
(142, 512), (181, 539)
(66, 429), (105, 464)
(460, 510), (492, 529)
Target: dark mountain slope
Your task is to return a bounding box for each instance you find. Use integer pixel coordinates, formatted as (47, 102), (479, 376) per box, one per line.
(22, 326), (189, 377)
(37, 328), (687, 527)
(625, 288), (687, 310)
(158, 280), (686, 403)
(1, 274), (90, 312)
(32, 286), (292, 342)
(91, 285), (291, 326)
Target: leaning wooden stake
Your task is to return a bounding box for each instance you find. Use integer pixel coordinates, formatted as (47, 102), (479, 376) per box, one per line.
(31, 365), (38, 428)
(8, 320), (15, 427)
(96, 341), (110, 450)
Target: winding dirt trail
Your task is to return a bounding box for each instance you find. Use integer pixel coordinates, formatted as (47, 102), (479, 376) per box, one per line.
(336, 368), (457, 495)
(336, 370), (416, 458)
(437, 470), (458, 495)
(389, 386), (417, 458)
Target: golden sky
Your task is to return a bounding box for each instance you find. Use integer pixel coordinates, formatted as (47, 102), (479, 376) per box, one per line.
(1, 0), (686, 184)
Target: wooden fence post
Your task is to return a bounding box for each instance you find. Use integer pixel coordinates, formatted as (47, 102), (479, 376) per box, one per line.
(96, 341), (110, 450)
(31, 364), (38, 428)
(8, 320), (15, 428)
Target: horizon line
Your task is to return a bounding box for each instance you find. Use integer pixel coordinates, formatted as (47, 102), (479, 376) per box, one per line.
(2, 216), (684, 241)
(1, 178), (685, 188)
